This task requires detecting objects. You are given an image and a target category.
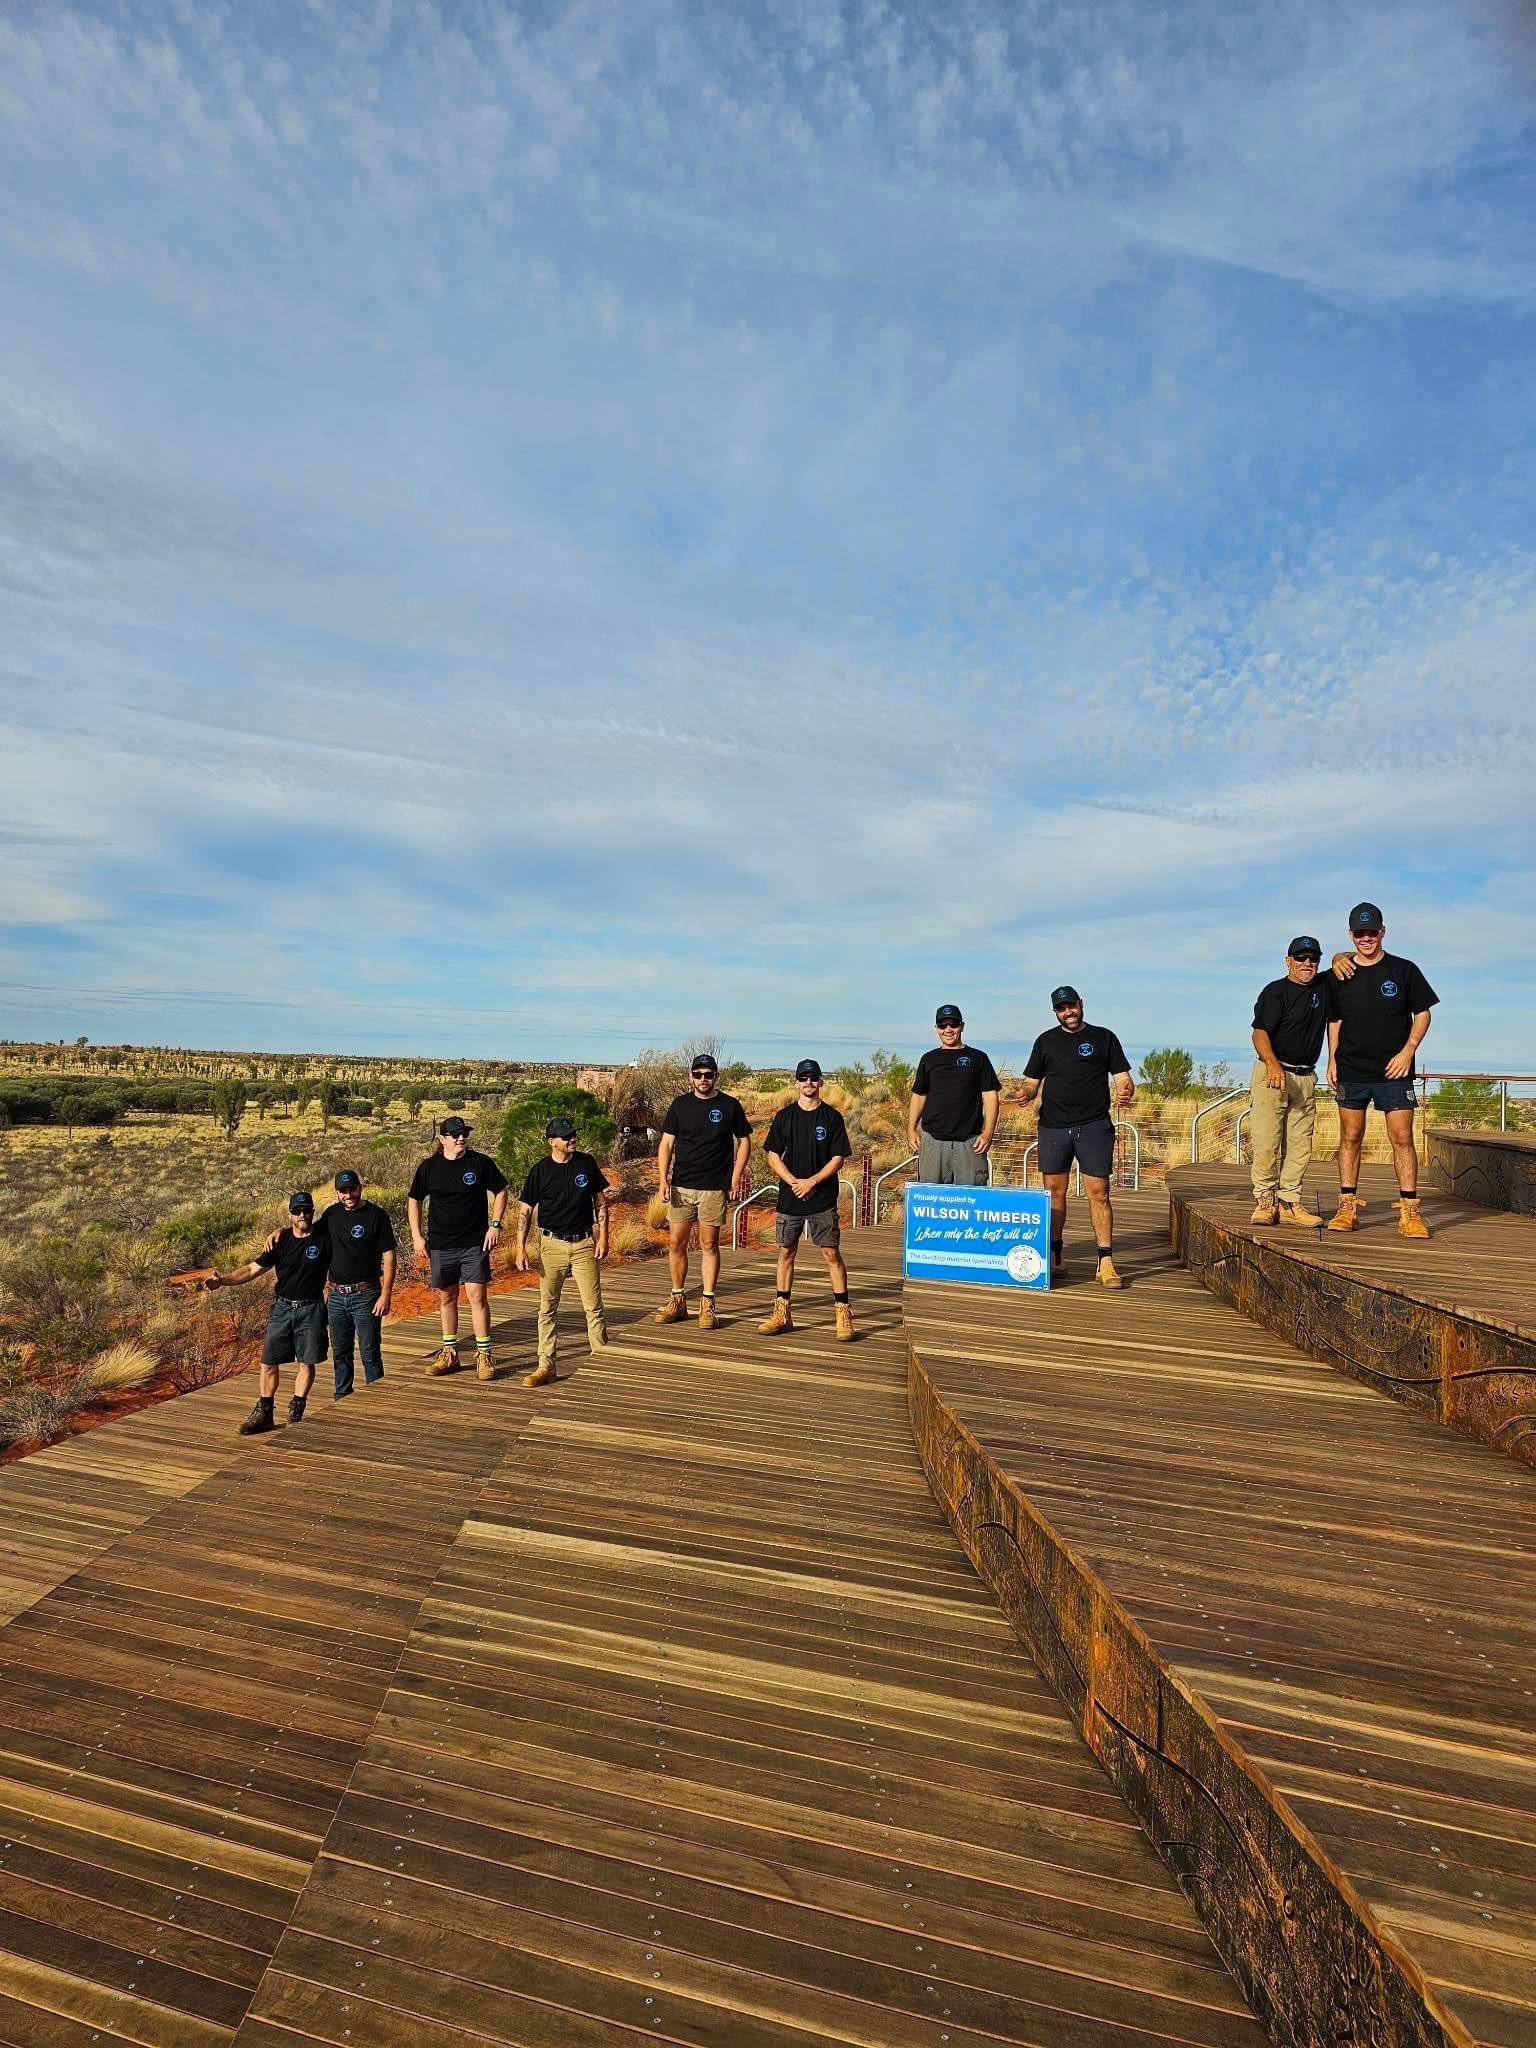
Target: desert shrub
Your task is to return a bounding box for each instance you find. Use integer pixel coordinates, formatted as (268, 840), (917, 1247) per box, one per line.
(85, 1341), (158, 1392)
(645, 1192), (670, 1228)
(283, 1152), (308, 1173)
(163, 1289), (268, 1393)
(1428, 1077), (1503, 1129)
(210, 1078), (247, 1139)
(157, 1204), (256, 1271)
(1140, 1047), (1195, 1095)
(0, 1236), (115, 1364)
(497, 1087), (616, 1192)
(611, 1217), (658, 1259)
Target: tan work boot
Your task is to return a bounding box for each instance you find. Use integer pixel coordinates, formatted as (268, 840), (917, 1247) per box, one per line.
(428, 1344), (461, 1376)
(1278, 1198), (1322, 1227)
(475, 1347), (497, 1381)
(698, 1296), (718, 1331)
(521, 1361), (557, 1387)
(1397, 1198), (1433, 1240)
(758, 1297), (793, 1335)
(833, 1302), (856, 1342)
(1327, 1194), (1363, 1233)
(1250, 1194), (1279, 1226)
(1096, 1256), (1124, 1289)
(654, 1293), (687, 1324)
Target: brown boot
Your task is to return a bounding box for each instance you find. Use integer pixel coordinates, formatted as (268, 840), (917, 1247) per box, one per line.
(521, 1361), (557, 1387)
(654, 1293), (687, 1324)
(1278, 1198), (1322, 1227)
(1327, 1194), (1362, 1233)
(833, 1303), (856, 1343)
(698, 1296), (718, 1331)
(1096, 1256), (1124, 1289)
(428, 1343), (461, 1376)
(757, 1297), (793, 1335)
(1397, 1198), (1433, 1240)
(1250, 1194), (1279, 1226)
(475, 1346), (497, 1381)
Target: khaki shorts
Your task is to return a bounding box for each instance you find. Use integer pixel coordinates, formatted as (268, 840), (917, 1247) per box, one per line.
(668, 1186), (727, 1228)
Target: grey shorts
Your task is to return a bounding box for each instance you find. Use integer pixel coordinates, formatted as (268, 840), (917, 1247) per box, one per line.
(917, 1134), (987, 1185)
(262, 1296), (328, 1367)
(775, 1209), (841, 1248)
(1037, 1117), (1116, 1180)
(430, 1244), (491, 1288)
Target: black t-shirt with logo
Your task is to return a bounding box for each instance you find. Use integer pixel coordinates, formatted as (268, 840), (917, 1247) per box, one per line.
(1024, 1024), (1129, 1128)
(520, 1152), (610, 1239)
(1252, 977), (1329, 1070)
(1328, 954), (1439, 1082)
(316, 1200), (397, 1284)
(255, 1227), (331, 1302)
(661, 1091), (752, 1191)
(765, 1102), (851, 1215)
(912, 1046), (1001, 1140)
(407, 1148), (508, 1248)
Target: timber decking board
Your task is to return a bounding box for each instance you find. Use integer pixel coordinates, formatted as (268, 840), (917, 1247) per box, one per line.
(906, 1187), (1536, 2048)
(233, 1247), (1264, 2048)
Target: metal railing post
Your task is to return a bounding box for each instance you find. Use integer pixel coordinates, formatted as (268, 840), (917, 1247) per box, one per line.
(1233, 1108), (1249, 1165)
(872, 1153), (917, 1226)
(1189, 1088), (1247, 1164)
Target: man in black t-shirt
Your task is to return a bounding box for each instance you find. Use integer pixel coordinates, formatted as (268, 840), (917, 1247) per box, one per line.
(407, 1117), (509, 1378)
(204, 1190), (330, 1434)
(1325, 902), (1439, 1239)
(516, 1116), (611, 1386)
(318, 1168), (397, 1399)
(907, 1004), (1000, 1185)
(1021, 985), (1134, 1287)
(1247, 938), (1328, 1229)
(759, 1060), (855, 1343)
(656, 1054), (752, 1330)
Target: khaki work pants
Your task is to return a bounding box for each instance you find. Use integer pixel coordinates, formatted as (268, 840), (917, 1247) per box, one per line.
(1248, 1062), (1317, 1205)
(537, 1235), (606, 1368)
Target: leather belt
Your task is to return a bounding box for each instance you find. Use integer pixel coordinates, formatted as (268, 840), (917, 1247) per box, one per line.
(1281, 1063), (1316, 1075)
(328, 1279), (378, 1293)
(543, 1230), (593, 1243)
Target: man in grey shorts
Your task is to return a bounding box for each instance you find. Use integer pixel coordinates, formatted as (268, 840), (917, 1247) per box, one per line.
(203, 1190), (330, 1434)
(908, 1004), (999, 1184)
(758, 1059), (855, 1342)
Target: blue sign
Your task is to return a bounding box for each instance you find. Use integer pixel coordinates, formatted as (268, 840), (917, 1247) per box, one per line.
(903, 1183), (1052, 1290)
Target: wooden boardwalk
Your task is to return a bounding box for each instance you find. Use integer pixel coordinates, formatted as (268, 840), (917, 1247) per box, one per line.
(907, 1189), (1536, 2048)
(0, 1247), (1263, 2046)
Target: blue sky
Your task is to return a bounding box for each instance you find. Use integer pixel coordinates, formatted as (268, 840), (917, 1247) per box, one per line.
(1, 0), (1533, 1071)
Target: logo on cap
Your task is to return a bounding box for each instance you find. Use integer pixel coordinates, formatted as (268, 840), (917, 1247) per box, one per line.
(935, 1005), (962, 1024)
(1348, 902), (1383, 932)
(1051, 985), (1081, 1008)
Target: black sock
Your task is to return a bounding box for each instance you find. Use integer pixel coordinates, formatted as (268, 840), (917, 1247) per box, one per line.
(1400, 1189), (1417, 1200)
(776, 1290), (791, 1300)
(1339, 1185), (1357, 1196)
(832, 1290), (849, 1304)
(1096, 1245), (1113, 1261)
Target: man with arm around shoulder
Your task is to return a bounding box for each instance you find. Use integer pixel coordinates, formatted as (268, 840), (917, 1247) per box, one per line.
(1325, 902), (1438, 1240)
(1247, 939), (1327, 1228)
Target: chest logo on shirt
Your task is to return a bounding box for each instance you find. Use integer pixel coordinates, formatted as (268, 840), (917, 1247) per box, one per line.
(1078, 1040), (1095, 1058)
(1381, 980), (1398, 998)
(708, 1106), (722, 1123)
(575, 1173), (589, 1188)
(1310, 993), (1320, 1007)
(463, 1170), (478, 1185)
(815, 1124), (826, 1140)
(957, 1055), (970, 1067)
(305, 1244), (321, 1260)
(350, 1223), (365, 1239)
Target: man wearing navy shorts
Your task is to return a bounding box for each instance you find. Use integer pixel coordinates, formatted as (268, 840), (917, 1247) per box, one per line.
(1020, 986), (1133, 1287)
(408, 1116), (509, 1378)
(1326, 902), (1438, 1239)
(204, 1190), (330, 1433)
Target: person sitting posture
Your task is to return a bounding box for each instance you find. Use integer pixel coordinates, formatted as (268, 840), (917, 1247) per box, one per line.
(205, 1191), (331, 1434)
(655, 1055), (752, 1330)
(758, 1060), (855, 1342)
(1020, 985), (1134, 1287)
(516, 1116), (611, 1389)
(1326, 902), (1438, 1239)
(408, 1116), (509, 1379)
(908, 1004), (999, 1185)
(1247, 939), (1327, 1228)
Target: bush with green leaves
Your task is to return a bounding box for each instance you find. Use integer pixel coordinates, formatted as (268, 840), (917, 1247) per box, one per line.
(496, 1086), (615, 1194)
(1428, 1077), (1503, 1130)
(1139, 1047), (1195, 1095)
(156, 1204), (257, 1271)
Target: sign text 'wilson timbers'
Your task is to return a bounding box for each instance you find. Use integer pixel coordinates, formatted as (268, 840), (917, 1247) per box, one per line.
(902, 1183), (1052, 1291)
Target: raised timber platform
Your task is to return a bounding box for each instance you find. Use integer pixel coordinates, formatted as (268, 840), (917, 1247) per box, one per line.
(1168, 1163), (1536, 1464)
(906, 1187), (1536, 2048)
(0, 1241), (1266, 2047)
(1426, 1131), (1536, 1219)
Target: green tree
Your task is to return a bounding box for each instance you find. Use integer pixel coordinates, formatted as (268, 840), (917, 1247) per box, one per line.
(210, 1077), (247, 1140)
(1429, 1077), (1502, 1129)
(1139, 1047), (1195, 1095)
(496, 1086), (615, 1195)
(317, 1079), (345, 1131)
(869, 1049), (914, 1102)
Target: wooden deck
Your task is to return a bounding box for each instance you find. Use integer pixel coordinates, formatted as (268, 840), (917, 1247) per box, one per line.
(1168, 1164), (1536, 1462)
(0, 1246), (1264, 2047)
(906, 1188), (1536, 2048)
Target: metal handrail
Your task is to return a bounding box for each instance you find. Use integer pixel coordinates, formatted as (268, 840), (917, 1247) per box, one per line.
(872, 1154), (916, 1225)
(1233, 1107), (1249, 1164)
(1189, 1089), (1246, 1164)
(729, 1184), (776, 1251)
(1022, 1142), (1079, 1195)
(1116, 1120), (1141, 1191)
(839, 1176), (859, 1229)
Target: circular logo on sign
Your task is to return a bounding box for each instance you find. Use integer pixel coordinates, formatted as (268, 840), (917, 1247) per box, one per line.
(1381, 979), (1398, 998)
(305, 1243), (320, 1260)
(1078, 1040), (1095, 1057)
(815, 1124), (826, 1140)
(351, 1222), (365, 1239)
(708, 1106), (722, 1123)
(575, 1172), (588, 1188)
(463, 1169), (478, 1185)
(1006, 1244), (1045, 1283)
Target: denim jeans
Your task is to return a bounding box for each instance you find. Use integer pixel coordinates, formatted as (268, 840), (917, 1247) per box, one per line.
(328, 1285), (384, 1397)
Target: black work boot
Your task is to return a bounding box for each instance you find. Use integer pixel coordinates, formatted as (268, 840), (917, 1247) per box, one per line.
(287, 1394), (308, 1424)
(238, 1398), (276, 1436)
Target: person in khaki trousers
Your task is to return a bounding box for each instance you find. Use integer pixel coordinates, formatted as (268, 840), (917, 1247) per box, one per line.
(515, 1117), (610, 1387)
(1248, 937), (1329, 1226)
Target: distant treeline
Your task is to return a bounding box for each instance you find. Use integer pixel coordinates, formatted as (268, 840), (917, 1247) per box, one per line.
(0, 1078), (412, 1128)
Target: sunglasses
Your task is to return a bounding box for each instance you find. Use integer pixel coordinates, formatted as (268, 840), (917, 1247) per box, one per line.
(691, 1069), (715, 1078)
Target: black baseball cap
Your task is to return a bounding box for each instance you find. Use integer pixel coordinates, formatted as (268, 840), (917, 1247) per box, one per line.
(1050, 985), (1081, 1008)
(794, 1058), (823, 1080)
(1287, 936), (1322, 960)
(1348, 901), (1384, 933)
(935, 1004), (963, 1025)
(288, 1190), (314, 1213)
(439, 1115), (472, 1136)
(334, 1168), (362, 1191)
(690, 1053), (718, 1072)
(544, 1116), (577, 1138)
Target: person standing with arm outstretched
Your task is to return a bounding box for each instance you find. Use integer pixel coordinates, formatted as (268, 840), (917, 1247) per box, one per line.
(1019, 985), (1133, 1287)
(407, 1116), (509, 1379)
(758, 1060), (855, 1343)
(655, 1054), (752, 1330)
(204, 1190), (330, 1434)
(1325, 902), (1438, 1239)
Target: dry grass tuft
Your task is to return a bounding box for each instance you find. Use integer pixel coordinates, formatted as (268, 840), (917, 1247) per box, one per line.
(85, 1341), (159, 1392)
(612, 1219), (659, 1259)
(645, 1192), (670, 1228)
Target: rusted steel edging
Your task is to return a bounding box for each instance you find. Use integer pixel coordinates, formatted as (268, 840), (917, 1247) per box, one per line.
(1425, 1129), (1536, 1218)
(905, 1338), (1472, 2048)
(1168, 1189), (1536, 1466)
